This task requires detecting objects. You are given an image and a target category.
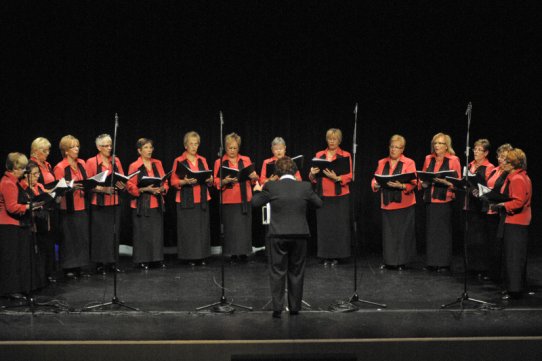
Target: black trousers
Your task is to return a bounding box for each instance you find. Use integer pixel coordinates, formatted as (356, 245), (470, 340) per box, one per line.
(267, 237), (307, 312)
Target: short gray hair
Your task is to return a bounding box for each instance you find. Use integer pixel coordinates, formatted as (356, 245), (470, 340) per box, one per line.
(271, 137), (286, 147)
(95, 134), (112, 147)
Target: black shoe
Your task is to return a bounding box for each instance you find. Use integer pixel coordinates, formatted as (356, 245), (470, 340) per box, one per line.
(502, 291), (522, 300)
(64, 271), (78, 280)
(323, 259), (330, 267)
(96, 265), (106, 275)
(424, 266), (437, 272)
(47, 275), (57, 283)
(188, 261), (196, 267)
(230, 255), (239, 263)
(200, 260), (206, 266)
(139, 263), (149, 270)
(239, 255), (248, 263)
(330, 259), (339, 267)
(289, 310), (299, 316)
(158, 262), (167, 269)
(110, 265), (123, 273)
(272, 311), (282, 319)
(437, 266), (451, 273)
(397, 265), (406, 271)
(380, 264), (398, 270)
(8, 293), (27, 301)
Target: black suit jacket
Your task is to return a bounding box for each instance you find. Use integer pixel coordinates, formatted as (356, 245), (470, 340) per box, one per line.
(252, 178), (322, 237)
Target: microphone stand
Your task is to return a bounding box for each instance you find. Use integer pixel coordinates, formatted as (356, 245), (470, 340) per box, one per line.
(196, 111), (252, 313)
(441, 102), (494, 309)
(329, 103), (387, 312)
(83, 113), (139, 312)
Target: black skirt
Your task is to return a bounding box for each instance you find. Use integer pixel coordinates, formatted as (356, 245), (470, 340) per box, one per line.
(316, 194), (351, 259)
(503, 224), (529, 293)
(132, 208), (164, 263)
(176, 203), (211, 260)
(425, 202), (453, 267)
(466, 210), (489, 272)
(0, 225), (41, 295)
(486, 213), (504, 282)
(90, 205), (121, 263)
(381, 206), (416, 266)
(59, 210), (90, 269)
(222, 203), (252, 256)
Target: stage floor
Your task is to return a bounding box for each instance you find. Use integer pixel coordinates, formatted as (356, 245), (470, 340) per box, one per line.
(1, 251), (542, 342)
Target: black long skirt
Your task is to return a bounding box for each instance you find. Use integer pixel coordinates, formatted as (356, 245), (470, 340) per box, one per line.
(382, 206), (416, 266)
(0, 225), (41, 295)
(90, 205), (121, 263)
(176, 204), (211, 260)
(316, 194), (351, 259)
(486, 213), (504, 282)
(466, 210), (489, 272)
(503, 224), (529, 293)
(132, 208), (164, 263)
(222, 203), (252, 256)
(59, 210), (90, 269)
(425, 202), (453, 267)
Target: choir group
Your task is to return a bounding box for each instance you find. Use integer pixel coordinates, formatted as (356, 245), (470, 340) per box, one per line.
(0, 128), (532, 303)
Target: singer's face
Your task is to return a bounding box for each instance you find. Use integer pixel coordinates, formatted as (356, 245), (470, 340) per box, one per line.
(388, 141), (404, 160)
(66, 141), (80, 160)
(185, 137), (200, 156)
(98, 140), (113, 157)
(497, 151), (509, 168)
(272, 144), (286, 159)
(36, 147), (50, 162)
(138, 143), (154, 159)
(26, 168), (40, 187)
(326, 135), (340, 151)
(433, 137), (447, 156)
(473, 146), (488, 162)
(226, 141), (239, 158)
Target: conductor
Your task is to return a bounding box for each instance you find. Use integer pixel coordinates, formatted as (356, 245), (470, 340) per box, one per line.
(252, 157), (322, 318)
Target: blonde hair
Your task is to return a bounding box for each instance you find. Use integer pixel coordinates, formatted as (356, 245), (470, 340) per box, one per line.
(5, 152), (28, 171)
(496, 143), (513, 155)
(506, 148), (527, 170)
(59, 135), (80, 158)
(30, 137), (52, 157)
(184, 131), (201, 147)
(431, 132), (455, 155)
(389, 134), (406, 148)
(225, 132), (241, 147)
(326, 128), (342, 143)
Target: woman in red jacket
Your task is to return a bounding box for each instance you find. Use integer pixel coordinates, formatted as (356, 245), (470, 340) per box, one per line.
(493, 148), (532, 300)
(484, 143), (513, 282)
(171, 131), (213, 266)
(86, 133), (126, 275)
(213, 132), (259, 262)
(420, 132), (462, 272)
(30, 137), (58, 282)
(309, 128), (352, 266)
(371, 135), (417, 271)
(0, 153), (40, 298)
(53, 135), (90, 280)
(127, 138), (168, 270)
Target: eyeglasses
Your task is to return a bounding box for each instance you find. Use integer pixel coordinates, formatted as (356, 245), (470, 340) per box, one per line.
(99, 144), (113, 148)
(389, 145), (404, 150)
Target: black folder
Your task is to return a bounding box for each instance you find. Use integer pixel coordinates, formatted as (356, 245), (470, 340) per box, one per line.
(74, 170), (109, 189)
(478, 184), (511, 203)
(309, 156), (350, 177)
(220, 163), (255, 182)
(417, 170), (458, 183)
(445, 172), (483, 189)
(374, 172), (417, 188)
(265, 155), (304, 177)
(138, 170), (173, 188)
(175, 162), (212, 185)
(104, 170), (140, 184)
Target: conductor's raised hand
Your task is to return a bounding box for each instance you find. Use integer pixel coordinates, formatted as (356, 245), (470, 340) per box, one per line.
(253, 181), (263, 192)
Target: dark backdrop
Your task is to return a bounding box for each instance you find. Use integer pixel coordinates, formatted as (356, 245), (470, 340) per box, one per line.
(2, 1), (540, 254)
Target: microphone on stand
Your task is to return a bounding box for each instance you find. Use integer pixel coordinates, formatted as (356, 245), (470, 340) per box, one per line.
(465, 102), (472, 116)
(115, 113), (119, 128)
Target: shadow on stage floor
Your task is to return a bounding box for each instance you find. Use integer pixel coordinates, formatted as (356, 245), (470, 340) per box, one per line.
(2, 252), (542, 360)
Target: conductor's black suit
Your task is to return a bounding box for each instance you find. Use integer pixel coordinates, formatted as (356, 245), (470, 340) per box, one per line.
(252, 176), (322, 313)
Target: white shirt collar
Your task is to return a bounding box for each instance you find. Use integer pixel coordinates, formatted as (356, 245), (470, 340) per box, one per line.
(280, 174), (296, 181)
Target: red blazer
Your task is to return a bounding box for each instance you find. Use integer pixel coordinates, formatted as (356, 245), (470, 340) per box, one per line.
(309, 147), (352, 197)
(421, 153), (462, 203)
(371, 155), (417, 210)
(0, 172), (28, 226)
(86, 154), (125, 206)
(486, 167), (506, 215)
(213, 154), (256, 204)
(127, 157), (169, 209)
(468, 158), (495, 181)
(54, 158), (87, 211)
(260, 156), (301, 184)
(170, 153), (211, 204)
(500, 169), (532, 226)
(30, 156), (56, 186)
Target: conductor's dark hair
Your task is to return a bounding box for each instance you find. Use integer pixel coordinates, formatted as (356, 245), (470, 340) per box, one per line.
(274, 156), (296, 177)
